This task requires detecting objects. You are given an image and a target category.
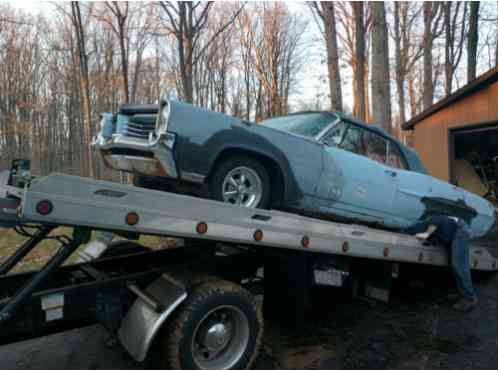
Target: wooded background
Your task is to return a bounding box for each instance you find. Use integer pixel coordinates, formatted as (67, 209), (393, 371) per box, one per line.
(0, 1), (497, 179)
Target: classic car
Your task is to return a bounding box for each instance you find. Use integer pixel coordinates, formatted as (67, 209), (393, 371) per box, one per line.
(93, 99), (497, 239)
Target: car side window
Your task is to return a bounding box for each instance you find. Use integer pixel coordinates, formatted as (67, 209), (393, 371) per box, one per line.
(322, 122), (365, 156)
(322, 122), (347, 147)
(387, 143), (407, 169)
(339, 125), (364, 155)
(363, 130), (388, 165)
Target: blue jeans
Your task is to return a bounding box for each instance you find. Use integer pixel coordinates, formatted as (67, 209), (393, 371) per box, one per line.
(403, 216), (476, 299)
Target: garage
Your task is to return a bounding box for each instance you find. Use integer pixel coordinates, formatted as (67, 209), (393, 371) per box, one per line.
(403, 67), (498, 206)
(451, 123), (498, 204)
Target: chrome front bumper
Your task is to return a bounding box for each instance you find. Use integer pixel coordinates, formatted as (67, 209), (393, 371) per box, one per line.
(92, 132), (178, 179)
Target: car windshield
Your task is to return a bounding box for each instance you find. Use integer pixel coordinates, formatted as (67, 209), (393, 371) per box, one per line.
(260, 113), (334, 139)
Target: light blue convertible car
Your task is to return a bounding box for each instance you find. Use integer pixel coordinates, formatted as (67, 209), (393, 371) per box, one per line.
(93, 100), (497, 239)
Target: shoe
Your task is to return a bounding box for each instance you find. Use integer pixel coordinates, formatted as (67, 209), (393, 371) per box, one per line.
(415, 225), (437, 240)
(452, 297), (477, 312)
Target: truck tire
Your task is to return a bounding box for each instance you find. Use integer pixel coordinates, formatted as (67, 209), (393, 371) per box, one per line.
(162, 280), (263, 369)
(100, 240), (150, 258)
(209, 156), (271, 209)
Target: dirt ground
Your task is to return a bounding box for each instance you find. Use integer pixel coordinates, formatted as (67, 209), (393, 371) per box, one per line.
(1, 228), (498, 369)
(1, 272), (498, 369)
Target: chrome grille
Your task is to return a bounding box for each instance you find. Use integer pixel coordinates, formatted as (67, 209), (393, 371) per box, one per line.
(122, 122), (156, 140)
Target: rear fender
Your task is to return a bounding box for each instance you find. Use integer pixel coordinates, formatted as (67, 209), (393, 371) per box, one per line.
(118, 274), (187, 362)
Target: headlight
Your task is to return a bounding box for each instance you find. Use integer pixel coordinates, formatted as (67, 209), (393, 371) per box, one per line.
(155, 100), (170, 135)
(100, 113), (114, 139)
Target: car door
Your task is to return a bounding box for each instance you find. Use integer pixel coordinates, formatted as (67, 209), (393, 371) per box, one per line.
(315, 121), (399, 225)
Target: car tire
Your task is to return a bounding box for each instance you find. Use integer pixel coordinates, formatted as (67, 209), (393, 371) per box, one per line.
(161, 280), (263, 370)
(209, 156), (271, 209)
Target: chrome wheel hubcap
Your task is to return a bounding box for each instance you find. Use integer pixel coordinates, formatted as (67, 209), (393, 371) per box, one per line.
(192, 306), (250, 369)
(222, 166), (262, 208)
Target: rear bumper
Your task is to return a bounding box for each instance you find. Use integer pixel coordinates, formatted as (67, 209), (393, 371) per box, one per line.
(92, 133), (178, 179)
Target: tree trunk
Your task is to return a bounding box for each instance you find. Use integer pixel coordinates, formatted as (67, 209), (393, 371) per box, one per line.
(352, 2), (366, 121)
(71, 2), (94, 178)
(443, 2), (453, 96)
(370, 2), (391, 133)
(118, 21), (130, 103)
(467, 1), (479, 82)
(323, 3), (342, 112)
(423, 2), (434, 110)
(393, 2), (406, 125)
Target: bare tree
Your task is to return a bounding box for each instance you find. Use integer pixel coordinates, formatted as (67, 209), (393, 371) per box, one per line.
(443, 2), (467, 96)
(467, 2), (480, 82)
(392, 2), (423, 125)
(351, 2), (367, 121)
(158, 2), (243, 103)
(70, 2), (94, 177)
(371, 2), (391, 132)
(102, 2), (130, 103)
(309, 2), (343, 111)
(422, 2), (443, 109)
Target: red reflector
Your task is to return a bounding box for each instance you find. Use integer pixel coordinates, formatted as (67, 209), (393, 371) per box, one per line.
(253, 229), (263, 242)
(126, 212), (139, 226)
(36, 200), (53, 215)
(301, 236), (310, 248)
(196, 222), (208, 234)
(383, 248), (390, 257)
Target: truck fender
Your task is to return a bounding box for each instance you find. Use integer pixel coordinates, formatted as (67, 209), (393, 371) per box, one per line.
(118, 274), (187, 362)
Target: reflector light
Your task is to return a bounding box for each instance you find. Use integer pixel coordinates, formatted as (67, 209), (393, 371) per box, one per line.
(301, 236), (310, 248)
(253, 229), (263, 242)
(196, 222), (208, 234)
(36, 200), (53, 215)
(383, 248), (390, 257)
(342, 242), (349, 252)
(125, 212), (139, 226)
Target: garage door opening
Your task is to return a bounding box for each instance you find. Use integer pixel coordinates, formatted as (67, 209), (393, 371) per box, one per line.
(451, 124), (498, 205)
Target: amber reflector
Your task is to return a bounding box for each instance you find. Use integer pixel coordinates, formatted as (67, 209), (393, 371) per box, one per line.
(342, 242), (349, 252)
(383, 248), (390, 257)
(126, 212), (139, 226)
(253, 229), (263, 241)
(196, 222), (208, 234)
(301, 236), (310, 248)
(36, 200), (53, 215)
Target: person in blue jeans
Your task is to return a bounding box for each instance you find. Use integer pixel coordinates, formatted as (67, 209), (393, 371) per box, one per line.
(402, 215), (477, 312)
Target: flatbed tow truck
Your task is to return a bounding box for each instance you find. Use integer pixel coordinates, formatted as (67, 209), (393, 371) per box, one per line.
(0, 161), (496, 369)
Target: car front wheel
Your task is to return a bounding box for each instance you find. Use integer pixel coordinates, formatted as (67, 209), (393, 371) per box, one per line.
(209, 156), (271, 209)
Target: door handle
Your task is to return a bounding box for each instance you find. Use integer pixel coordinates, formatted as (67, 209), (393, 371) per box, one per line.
(385, 169), (397, 177)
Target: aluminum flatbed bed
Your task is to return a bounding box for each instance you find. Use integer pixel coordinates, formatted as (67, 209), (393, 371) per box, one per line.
(4, 172), (497, 271)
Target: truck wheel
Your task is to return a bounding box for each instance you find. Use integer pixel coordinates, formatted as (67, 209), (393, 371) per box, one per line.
(209, 156), (270, 209)
(100, 241), (150, 258)
(163, 280), (263, 369)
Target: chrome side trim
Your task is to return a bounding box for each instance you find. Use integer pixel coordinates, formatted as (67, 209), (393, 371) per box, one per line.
(181, 171), (206, 184)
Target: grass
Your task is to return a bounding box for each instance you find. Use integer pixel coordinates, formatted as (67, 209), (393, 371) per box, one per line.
(0, 227), (164, 273)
